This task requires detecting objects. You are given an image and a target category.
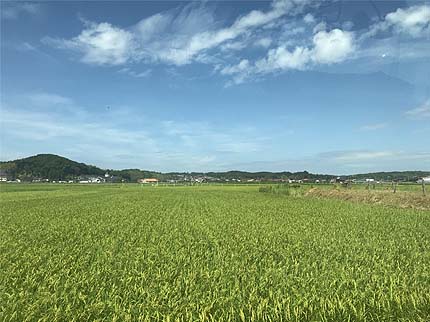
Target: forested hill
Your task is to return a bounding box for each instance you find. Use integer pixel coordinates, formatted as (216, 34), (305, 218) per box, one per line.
(0, 154), (105, 181)
(0, 154), (429, 182)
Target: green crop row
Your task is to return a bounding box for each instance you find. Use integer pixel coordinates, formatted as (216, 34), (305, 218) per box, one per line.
(1, 185), (429, 321)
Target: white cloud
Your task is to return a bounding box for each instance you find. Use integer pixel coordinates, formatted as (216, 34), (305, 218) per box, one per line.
(406, 100), (430, 120)
(137, 0), (306, 65)
(40, 1), (426, 87)
(223, 28), (354, 84)
(355, 5), (430, 67)
(46, 1), (312, 66)
(385, 5), (430, 37)
(46, 22), (135, 65)
(366, 5), (430, 38)
(311, 29), (355, 64)
(359, 123), (388, 131)
(256, 45), (311, 72)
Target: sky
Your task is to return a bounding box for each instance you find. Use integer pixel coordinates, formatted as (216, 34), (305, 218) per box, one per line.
(1, 0), (429, 174)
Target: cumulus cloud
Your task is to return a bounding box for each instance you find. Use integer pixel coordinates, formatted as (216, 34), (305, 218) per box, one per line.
(385, 5), (430, 37)
(366, 5), (430, 38)
(406, 100), (430, 120)
(311, 29), (355, 64)
(255, 46), (311, 72)
(223, 28), (355, 84)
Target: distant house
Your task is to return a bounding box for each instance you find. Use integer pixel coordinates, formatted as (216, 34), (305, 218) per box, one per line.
(418, 176), (430, 184)
(138, 178), (159, 184)
(0, 169), (12, 182)
(79, 176), (105, 183)
(90, 177), (105, 183)
(0, 169), (10, 182)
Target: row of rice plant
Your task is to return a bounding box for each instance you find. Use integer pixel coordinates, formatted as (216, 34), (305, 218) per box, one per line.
(1, 185), (429, 321)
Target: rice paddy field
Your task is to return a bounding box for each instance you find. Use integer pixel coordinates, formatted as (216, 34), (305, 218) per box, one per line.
(1, 184), (429, 322)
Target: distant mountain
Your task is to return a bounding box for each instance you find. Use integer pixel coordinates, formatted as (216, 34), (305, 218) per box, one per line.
(1, 154), (429, 182)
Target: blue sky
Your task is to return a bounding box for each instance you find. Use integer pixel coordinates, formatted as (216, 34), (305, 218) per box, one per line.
(1, 0), (429, 173)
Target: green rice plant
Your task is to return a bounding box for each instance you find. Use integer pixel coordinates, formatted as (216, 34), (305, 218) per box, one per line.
(0, 184), (429, 321)
(259, 184), (290, 195)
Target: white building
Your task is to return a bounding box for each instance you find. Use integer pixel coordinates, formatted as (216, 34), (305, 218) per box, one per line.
(418, 176), (430, 184)
(79, 176), (105, 183)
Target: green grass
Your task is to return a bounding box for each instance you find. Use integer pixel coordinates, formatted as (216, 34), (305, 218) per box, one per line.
(1, 184), (429, 321)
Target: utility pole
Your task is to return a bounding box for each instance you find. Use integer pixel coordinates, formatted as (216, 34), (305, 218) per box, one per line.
(392, 181), (397, 193)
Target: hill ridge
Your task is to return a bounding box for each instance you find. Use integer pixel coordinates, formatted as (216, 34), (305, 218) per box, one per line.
(1, 154), (429, 182)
